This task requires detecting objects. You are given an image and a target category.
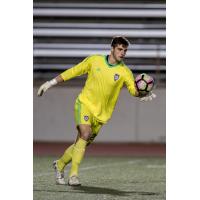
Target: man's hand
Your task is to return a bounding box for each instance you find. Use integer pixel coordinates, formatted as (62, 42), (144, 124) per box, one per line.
(140, 91), (156, 102)
(37, 79), (57, 97)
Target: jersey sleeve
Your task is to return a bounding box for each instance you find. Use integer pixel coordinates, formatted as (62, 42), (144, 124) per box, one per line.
(60, 56), (92, 81)
(123, 67), (138, 97)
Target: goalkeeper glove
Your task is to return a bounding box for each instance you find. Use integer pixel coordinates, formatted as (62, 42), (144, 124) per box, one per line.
(140, 91), (156, 102)
(37, 79), (57, 96)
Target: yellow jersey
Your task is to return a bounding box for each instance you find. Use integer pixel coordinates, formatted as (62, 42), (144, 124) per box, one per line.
(61, 55), (138, 123)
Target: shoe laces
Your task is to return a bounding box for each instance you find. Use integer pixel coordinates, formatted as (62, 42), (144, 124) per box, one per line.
(71, 176), (79, 182)
(57, 170), (64, 179)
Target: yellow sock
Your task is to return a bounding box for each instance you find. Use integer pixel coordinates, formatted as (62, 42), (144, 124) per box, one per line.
(57, 144), (74, 171)
(69, 138), (87, 177)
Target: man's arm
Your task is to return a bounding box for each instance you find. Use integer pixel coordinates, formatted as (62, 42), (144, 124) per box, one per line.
(37, 75), (64, 97)
(123, 67), (140, 97)
(37, 55), (92, 97)
(124, 67), (156, 101)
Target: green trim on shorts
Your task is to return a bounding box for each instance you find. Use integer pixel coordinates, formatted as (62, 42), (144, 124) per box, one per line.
(77, 98), (81, 124)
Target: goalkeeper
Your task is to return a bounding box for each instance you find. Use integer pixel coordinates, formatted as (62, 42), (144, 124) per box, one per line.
(37, 36), (156, 186)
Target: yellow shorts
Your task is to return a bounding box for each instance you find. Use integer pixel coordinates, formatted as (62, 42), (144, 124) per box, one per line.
(74, 98), (103, 145)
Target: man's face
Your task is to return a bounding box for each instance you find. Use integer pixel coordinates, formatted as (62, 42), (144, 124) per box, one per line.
(111, 44), (128, 62)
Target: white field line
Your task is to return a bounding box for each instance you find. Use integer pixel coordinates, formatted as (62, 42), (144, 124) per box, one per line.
(146, 164), (165, 168)
(34, 160), (141, 178)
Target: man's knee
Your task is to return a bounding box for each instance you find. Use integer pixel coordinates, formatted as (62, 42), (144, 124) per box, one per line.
(80, 131), (92, 141)
(78, 124), (92, 141)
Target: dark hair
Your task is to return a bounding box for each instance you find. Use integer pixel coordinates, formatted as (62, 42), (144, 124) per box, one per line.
(111, 36), (130, 48)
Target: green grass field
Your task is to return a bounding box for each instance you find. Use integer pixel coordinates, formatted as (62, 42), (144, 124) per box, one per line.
(34, 156), (165, 200)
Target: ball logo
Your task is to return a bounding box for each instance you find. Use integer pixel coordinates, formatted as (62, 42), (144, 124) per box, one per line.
(84, 116), (89, 121)
(114, 74), (120, 81)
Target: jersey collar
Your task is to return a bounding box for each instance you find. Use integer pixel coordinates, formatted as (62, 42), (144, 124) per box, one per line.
(104, 55), (122, 68)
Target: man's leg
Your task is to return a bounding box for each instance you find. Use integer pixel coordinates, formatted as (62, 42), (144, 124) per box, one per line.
(68, 124), (92, 186)
(53, 144), (75, 185)
(56, 131), (81, 171)
(53, 132), (81, 185)
(56, 144), (74, 170)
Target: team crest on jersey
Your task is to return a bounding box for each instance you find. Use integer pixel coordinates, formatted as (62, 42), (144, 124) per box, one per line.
(84, 115), (89, 121)
(114, 74), (120, 81)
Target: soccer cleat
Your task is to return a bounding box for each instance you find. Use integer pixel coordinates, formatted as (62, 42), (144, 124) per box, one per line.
(68, 176), (81, 186)
(53, 160), (66, 185)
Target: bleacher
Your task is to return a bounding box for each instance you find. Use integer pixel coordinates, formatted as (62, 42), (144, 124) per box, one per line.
(33, 0), (166, 86)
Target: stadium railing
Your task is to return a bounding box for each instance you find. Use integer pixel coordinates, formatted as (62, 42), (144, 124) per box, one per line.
(33, 2), (165, 18)
(33, 1), (166, 84)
